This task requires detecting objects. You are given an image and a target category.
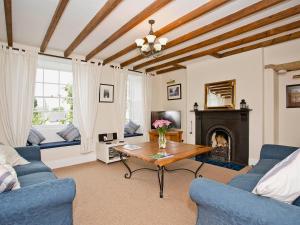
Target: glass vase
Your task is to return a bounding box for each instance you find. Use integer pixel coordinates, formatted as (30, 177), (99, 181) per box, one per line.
(158, 132), (167, 149)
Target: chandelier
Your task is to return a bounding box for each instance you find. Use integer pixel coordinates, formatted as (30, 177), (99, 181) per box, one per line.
(135, 20), (168, 58)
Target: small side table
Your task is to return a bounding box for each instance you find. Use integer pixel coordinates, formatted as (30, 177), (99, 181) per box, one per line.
(96, 140), (126, 164)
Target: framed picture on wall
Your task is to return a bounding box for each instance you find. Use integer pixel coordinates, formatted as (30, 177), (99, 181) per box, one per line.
(167, 84), (181, 100)
(99, 84), (114, 103)
(286, 84), (300, 108)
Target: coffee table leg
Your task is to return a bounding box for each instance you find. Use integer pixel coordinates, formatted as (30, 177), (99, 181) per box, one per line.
(157, 166), (165, 198)
(194, 162), (204, 178)
(119, 153), (132, 179)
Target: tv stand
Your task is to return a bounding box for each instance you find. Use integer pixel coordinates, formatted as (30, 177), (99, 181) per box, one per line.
(149, 129), (183, 142)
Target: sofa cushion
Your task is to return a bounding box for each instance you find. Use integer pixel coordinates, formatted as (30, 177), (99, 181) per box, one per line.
(228, 173), (264, 192)
(252, 148), (300, 204)
(0, 164), (20, 192)
(293, 197), (300, 206)
(248, 159), (281, 174)
(18, 172), (56, 187)
(14, 161), (51, 176)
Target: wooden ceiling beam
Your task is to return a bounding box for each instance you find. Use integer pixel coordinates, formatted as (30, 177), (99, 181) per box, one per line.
(122, 0), (285, 67)
(40, 0), (69, 52)
(4, 0), (13, 46)
(219, 31), (300, 58)
(85, 0), (173, 61)
(133, 4), (300, 70)
(145, 21), (300, 72)
(64, 0), (122, 57)
(265, 61), (300, 72)
(156, 65), (186, 75)
(103, 0), (229, 65)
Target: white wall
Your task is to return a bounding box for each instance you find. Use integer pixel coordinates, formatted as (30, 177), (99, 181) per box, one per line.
(277, 71), (300, 146)
(186, 49), (264, 165)
(263, 39), (300, 147)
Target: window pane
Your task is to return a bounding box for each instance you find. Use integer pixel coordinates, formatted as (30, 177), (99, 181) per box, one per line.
(33, 97), (43, 111)
(36, 69), (43, 82)
(32, 111), (47, 125)
(59, 85), (66, 97)
(45, 111), (66, 123)
(35, 83), (43, 96)
(44, 69), (59, 83)
(60, 71), (73, 84)
(61, 98), (73, 111)
(44, 83), (59, 97)
(44, 98), (59, 111)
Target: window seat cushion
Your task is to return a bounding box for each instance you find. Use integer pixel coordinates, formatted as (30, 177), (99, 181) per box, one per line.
(124, 133), (143, 138)
(29, 140), (81, 150)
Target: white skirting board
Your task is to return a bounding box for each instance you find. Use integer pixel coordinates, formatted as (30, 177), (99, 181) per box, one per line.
(41, 145), (96, 169)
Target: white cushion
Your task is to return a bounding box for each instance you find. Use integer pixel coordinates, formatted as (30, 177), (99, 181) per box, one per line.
(252, 148), (300, 204)
(0, 164), (20, 192)
(0, 145), (29, 166)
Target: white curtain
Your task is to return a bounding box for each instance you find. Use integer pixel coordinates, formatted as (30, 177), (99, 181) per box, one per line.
(72, 59), (102, 153)
(113, 66), (128, 139)
(0, 46), (38, 147)
(142, 74), (152, 141)
(127, 74), (144, 126)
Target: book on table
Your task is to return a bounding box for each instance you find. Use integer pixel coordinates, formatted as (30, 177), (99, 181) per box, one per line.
(123, 144), (142, 151)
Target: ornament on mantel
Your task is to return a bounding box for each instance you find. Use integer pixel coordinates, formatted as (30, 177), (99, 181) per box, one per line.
(240, 99), (248, 109)
(193, 102), (199, 111)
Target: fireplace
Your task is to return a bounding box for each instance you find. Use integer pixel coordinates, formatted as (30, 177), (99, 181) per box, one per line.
(209, 128), (231, 162)
(195, 109), (250, 165)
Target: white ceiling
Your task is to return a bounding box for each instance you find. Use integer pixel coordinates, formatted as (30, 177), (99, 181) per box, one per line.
(0, 0), (300, 69)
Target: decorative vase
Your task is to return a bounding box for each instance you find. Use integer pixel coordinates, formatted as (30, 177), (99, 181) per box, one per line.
(158, 132), (167, 149)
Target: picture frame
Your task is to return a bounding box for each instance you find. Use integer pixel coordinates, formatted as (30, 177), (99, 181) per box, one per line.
(99, 84), (114, 103)
(167, 84), (181, 100)
(286, 84), (300, 108)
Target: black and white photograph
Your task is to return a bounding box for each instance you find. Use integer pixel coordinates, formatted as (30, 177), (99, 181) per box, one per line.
(99, 84), (114, 103)
(167, 84), (181, 100)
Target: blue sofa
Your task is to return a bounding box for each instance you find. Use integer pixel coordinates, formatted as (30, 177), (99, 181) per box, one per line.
(190, 144), (300, 225)
(0, 146), (76, 225)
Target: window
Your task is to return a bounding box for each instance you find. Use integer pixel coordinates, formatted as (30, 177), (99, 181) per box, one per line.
(126, 74), (144, 131)
(33, 68), (73, 125)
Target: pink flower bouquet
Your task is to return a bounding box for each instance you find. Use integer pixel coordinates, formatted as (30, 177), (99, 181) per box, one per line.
(152, 119), (172, 134)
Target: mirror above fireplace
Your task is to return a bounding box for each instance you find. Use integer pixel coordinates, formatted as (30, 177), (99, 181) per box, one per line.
(205, 79), (236, 109)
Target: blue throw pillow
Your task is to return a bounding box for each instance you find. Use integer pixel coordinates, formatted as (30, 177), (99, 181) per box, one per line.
(27, 128), (45, 145)
(124, 120), (140, 134)
(57, 124), (81, 141)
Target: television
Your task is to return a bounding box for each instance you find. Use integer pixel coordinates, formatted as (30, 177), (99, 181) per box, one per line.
(151, 111), (181, 129)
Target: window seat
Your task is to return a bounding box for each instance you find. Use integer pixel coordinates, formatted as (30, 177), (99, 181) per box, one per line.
(29, 140), (81, 150)
(124, 133), (143, 138)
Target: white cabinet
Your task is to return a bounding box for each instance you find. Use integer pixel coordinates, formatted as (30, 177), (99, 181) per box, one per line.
(96, 140), (126, 164)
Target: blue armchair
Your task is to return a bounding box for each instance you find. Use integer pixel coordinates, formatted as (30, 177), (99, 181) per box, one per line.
(190, 144), (300, 225)
(0, 146), (76, 225)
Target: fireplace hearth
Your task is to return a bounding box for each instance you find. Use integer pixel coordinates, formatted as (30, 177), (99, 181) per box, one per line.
(195, 109), (250, 165)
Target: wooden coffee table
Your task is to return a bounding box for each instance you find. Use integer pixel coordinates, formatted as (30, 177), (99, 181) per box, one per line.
(114, 141), (212, 198)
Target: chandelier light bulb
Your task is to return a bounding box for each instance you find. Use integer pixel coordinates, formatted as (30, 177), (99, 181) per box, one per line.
(154, 43), (162, 51)
(146, 34), (156, 44)
(158, 37), (168, 46)
(135, 38), (145, 47)
(141, 44), (150, 52)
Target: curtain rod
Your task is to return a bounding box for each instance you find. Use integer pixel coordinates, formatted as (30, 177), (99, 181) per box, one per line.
(8, 46), (143, 74)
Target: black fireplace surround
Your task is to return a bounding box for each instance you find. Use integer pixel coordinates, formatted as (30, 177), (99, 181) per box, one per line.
(195, 109), (250, 165)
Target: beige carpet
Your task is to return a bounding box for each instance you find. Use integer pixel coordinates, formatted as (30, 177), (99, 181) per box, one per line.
(54, 158), (250, 225)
